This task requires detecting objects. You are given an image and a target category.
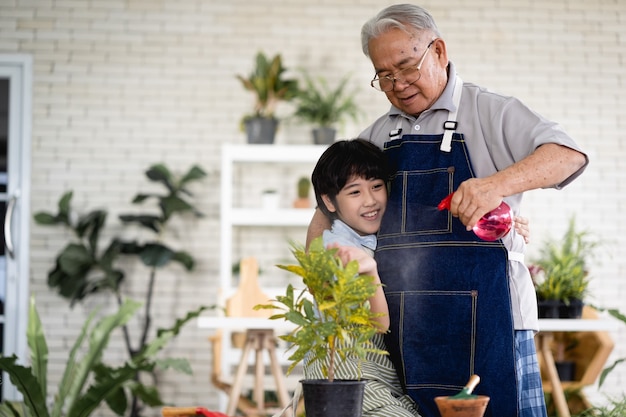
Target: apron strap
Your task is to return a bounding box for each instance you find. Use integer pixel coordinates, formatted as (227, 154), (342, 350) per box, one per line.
(389, 118), (404, 140)
(441, 76), (463, 153)
(508, 251), (525, 263)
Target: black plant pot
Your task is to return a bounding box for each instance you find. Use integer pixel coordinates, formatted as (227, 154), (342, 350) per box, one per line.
(245, 117), (278, 144)
(555, 361), (577, 381)
(301, 379), (366, 417)
(559, 299), (584, 319)
(538, 299), (562, 319)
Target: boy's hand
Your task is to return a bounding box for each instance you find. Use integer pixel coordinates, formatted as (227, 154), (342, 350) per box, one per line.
(514, 216), (530, 244)
(330, 244), (379, 280)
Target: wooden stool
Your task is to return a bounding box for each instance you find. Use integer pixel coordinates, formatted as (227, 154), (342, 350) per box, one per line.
(226, 328), (291, 417)
(208, 257), (293, 417)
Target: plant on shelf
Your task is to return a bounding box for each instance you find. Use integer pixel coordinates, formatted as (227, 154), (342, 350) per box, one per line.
(254, 237), (385, 417)
(293, 73), (362, 144)
(237, 51), (299, 144)
(530, 216), (599, 319)
(0, 297), (210, 417)
(293, 176), (311, 208)
(32, 163), (207, 417)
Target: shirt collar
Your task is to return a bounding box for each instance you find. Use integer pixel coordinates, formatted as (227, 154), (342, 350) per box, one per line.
(331, 219), (377, 251)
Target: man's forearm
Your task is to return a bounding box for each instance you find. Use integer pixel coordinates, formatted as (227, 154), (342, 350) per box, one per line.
(453, 144), (587, 228)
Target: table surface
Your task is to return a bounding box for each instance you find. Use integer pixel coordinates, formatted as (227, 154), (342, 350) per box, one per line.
(197, 316), (297, 332)
(198, 316), (620, 332)
(537, 317), (620, 332)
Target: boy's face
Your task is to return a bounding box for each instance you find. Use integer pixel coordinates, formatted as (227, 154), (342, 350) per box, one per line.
(322, 175), (387, 236)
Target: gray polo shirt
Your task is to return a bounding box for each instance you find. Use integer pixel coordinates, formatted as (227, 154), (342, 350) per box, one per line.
(360, 61), (588, 331)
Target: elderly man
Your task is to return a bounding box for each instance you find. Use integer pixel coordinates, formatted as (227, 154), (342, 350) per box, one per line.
(308, 4), (587, 417)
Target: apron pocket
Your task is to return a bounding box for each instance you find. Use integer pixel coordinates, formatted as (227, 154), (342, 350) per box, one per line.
(395, 290), (477, 386)
(380, 168), (453, 237)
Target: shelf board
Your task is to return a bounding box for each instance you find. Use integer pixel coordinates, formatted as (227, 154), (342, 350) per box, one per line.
(223, 144), (327, 162)
(230, 208), (315, 226)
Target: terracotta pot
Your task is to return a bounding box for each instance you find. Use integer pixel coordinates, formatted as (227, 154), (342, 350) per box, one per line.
(434, 395), (490, 417)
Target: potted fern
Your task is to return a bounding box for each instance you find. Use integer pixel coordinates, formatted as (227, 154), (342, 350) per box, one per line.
(293, 73), (361, 144)
(531, 216), (599, 318)
(236, 51), (299, 144)
(254, 237), (385, 417)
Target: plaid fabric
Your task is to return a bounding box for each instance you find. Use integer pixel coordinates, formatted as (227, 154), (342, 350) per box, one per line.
(516, 330), (548, 417)
(303, 333), (419, 417)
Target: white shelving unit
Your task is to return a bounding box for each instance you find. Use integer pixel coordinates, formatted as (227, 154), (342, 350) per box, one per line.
(219, 144), (327, 302)
(207, 144), (327, 409)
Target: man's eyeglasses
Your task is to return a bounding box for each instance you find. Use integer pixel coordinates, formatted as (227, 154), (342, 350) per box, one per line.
(370, 39), (435, 92)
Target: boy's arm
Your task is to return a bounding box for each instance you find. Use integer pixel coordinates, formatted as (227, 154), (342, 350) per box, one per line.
(306, 208), (331, 249)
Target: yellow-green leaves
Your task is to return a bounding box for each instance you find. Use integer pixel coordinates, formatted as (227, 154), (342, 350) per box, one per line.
(255, 237), (386, 381)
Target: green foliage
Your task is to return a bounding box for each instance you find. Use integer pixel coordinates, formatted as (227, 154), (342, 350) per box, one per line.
(33, 164), (206, 304)
(236, 51), (299, 119)
(531, 216), (598, 304)
(293, 73), (361, 127)
(31, 163), (207, 416)
(0, 298), (211, 417)
(255, 237), (385, 382)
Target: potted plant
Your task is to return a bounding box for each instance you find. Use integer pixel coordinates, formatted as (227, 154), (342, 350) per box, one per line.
(531, 216), (599, 318)
(254, 237), (385, 417)
(293, 73), (362, 144)
(237, 51), (299, 144)
(292, 176), (311, 208)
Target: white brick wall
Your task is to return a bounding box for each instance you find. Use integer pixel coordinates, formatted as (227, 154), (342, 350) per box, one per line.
(2, 0), (625, 414)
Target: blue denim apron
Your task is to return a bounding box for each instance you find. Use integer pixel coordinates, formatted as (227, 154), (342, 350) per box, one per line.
(375, 80), (518, 417)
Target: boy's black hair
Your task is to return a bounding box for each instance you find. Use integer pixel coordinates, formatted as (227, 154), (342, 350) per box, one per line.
(311, 138), (390, 220)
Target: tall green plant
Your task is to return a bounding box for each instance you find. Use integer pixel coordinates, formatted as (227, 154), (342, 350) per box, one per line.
(32, 163), (206, 416)
(0, 298), (210, 417)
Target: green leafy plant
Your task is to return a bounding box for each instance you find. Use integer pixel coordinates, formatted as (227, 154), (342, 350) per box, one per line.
(32, 163), (206, 416)
(293, 73), (361, 128)
(254, 237), (385, 381)
(531, 216), (599, 304)
(0, 297), (210, 417)
(236, 51), (299, 120)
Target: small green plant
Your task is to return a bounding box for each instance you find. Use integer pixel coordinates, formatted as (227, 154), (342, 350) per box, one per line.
(0, 297), (210, 417)
(531, 216), (599, 304)
(293, 73), (361, 128)
(297, 177), (310, 199)
(236, 51), (299, 120)
(254, 237), (385, 381)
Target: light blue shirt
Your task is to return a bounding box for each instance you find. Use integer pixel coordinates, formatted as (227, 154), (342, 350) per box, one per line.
(322, 219), (377, 257)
